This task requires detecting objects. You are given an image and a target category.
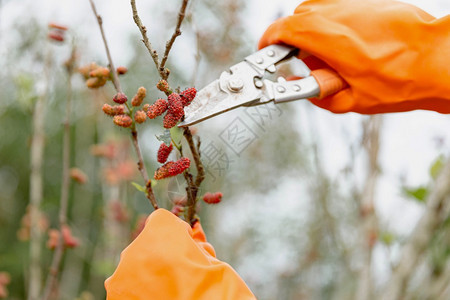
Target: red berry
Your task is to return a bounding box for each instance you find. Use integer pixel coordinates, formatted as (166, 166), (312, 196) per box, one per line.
(113, 115), (132, 128)
(113, 92), (128, 104)
(154, 157), (190, 180)
(134, 110), (147, 124)
(163, 112), (179, 128)
(167, 93), (184, 119)
(202, 192), (223, 204)
(147, 99), (168, 119)
(157, 142), (173, 163)
(116, 66), (128, 75)
(180, 87), (197, 106)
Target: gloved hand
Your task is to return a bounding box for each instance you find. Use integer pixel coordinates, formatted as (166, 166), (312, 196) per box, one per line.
(105, 209), (256, 300)
(259, 0), (450, 114)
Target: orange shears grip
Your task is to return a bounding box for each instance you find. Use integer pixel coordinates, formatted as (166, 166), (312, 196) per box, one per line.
(310, 68), (348, 99)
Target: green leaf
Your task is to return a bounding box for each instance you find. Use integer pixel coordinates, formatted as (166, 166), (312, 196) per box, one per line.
(402, 186), (428, 203)
(155, 130), (171, 146)
(131, 182), (146, 193)
(430, 155), (445, 180)
(380, 231), (395, 246)
(170, 126), (182, 145)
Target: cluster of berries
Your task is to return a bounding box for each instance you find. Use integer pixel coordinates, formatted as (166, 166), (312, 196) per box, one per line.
(202, 192), (223, 204)
(144, 81), (197, 128)
(101, 87), (148, 128)
(48, 23), (67, 42)
(154, 142), (190, 180)
(47, 225), (80, 250)
(78, 62), (127, 89)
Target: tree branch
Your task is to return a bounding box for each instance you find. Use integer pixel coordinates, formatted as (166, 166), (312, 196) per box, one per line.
(88, 0), (122, 93)
(160, 0), (189, 74)
(89, 0), (158, 210)
(183, 128), (205, 224)
(131, 130), (158, 209)
(130, 0), (165, 79)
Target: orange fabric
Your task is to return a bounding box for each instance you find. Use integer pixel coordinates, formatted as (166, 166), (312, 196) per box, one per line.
(259, 0), (450, 114)
(105, 209), (256, 300)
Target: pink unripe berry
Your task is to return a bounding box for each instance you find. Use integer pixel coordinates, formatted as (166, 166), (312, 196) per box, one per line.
(113, 114), (132, 128)
(134, 110), (147, 124)
(132, 87), (147, 107)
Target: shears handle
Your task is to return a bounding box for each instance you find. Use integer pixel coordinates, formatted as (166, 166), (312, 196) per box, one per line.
(310, 68), (348, 99)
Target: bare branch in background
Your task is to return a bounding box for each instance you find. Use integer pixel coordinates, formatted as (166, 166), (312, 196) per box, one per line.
(41, 46), (75, 300)
(356, 115), (383, 300)
(382, 158), (450, 300)
(28, 45), (53, 300)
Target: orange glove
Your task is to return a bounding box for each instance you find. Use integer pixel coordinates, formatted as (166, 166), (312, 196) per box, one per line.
(105, 209), (256, 300)
(259, 0), (450, 114)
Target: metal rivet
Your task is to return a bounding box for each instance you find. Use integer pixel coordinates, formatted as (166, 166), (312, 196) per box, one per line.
(292, 85), (301, 92)
(276, 85), (286, 93)
(254, 80), (264, 88)
(267, 65), (276, 73)
(267, 50), (275, 57)
(228, 78), (244, 92)
(255, 57), (264, 64)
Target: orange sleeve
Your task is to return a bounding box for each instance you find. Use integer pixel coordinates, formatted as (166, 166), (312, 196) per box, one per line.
(259, 0), (450, 114)
(105, 209), (256, 300)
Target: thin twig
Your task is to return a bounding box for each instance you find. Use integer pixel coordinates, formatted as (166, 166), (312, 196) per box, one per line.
(159, 0), (189, 75)
(131, 130), (158, 209)
(89, 0), (158, 210)
(88, 0), (122, 93)
(130, 0), (164, 79)
(42, 46), (76, 300)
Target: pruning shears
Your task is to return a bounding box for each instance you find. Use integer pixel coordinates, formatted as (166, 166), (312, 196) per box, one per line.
(178, 44), (347, 127)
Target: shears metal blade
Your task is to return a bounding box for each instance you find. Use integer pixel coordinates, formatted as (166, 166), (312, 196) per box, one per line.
(179, 44), (346, 127)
